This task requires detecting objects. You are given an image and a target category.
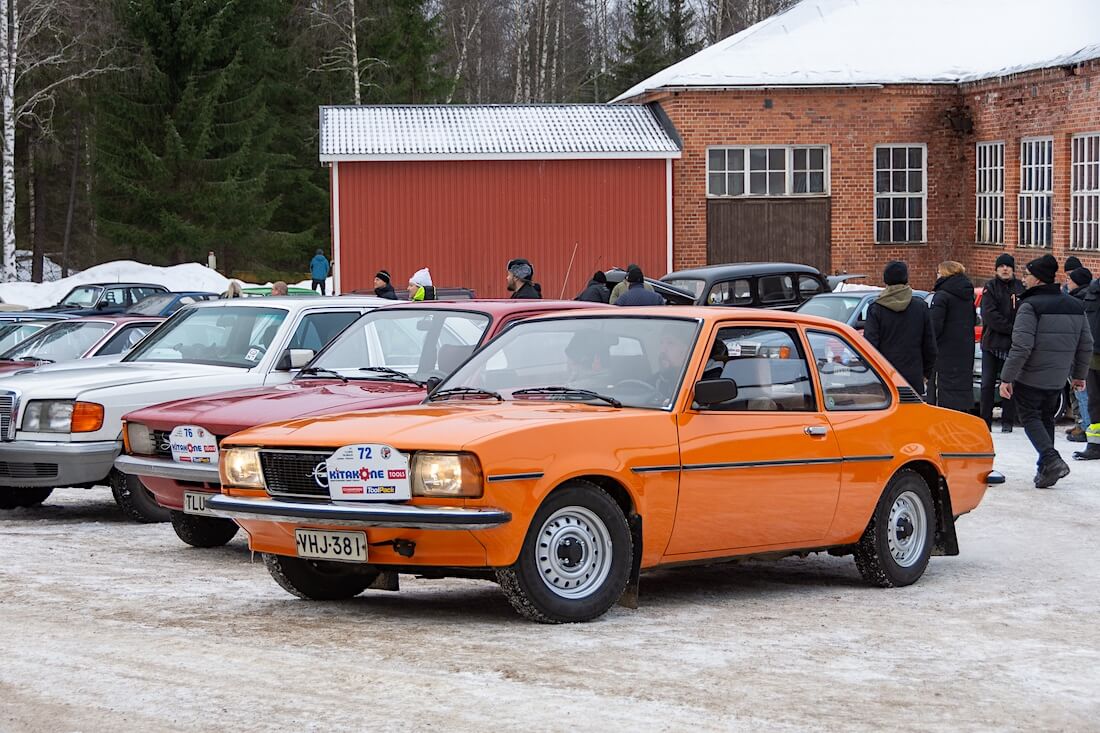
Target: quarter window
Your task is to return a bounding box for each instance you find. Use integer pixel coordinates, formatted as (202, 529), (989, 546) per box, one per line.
(1019, 137), (1054, 247)
(707, 146), (829, 197)
(1071, 132), (1100, 251)
(807, 331), (890, 410)
(874, 145), (926, 243)
(975, 141), (1005, 244)
(695, 327), (814, 412)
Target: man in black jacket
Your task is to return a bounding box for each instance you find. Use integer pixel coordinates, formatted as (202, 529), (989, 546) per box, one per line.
(1076, 275), (1100, 461)
(864, 261), (937, 395)
(979, 253), (1026, 430)
(506, 258), (541, 299)
(575, 271), (611, 303)
(1000, 255), (1093, 488)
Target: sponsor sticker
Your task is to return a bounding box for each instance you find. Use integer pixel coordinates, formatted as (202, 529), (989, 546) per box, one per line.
(169, 425), (219, 465)
(325, 444), (410, 501)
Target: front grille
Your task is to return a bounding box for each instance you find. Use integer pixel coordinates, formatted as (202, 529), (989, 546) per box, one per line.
(896, 386), (924, 404)
(0, 392), (14, 440)
(0, 461), (57, 479)
(260, 450), (332, 500)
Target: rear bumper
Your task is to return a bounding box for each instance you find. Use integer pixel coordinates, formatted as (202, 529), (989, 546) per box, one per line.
(206, 494), (511, 530)
(114, 454), (220, 484)
(0, 439), (119, 488)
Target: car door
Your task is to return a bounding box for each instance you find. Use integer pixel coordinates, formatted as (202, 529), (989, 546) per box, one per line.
(668, 322), (842, 555)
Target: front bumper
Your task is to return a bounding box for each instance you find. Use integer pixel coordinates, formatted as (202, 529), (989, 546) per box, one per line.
(114, 454), (220, 484)
(206, 494), (511, 530)
(0, 439), (120, 488)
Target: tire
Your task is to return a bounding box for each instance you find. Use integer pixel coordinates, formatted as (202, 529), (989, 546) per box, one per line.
(496, 481), (632, 624)
(263, 553), (378, 601)
(169, 510), (239, 548)
(0, 487), (53, 509)
(109, 469), (170, 524)
(853, 469), (936, 588)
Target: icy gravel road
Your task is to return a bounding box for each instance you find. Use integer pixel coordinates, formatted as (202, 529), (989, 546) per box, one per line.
(1, 431), (1098, 732)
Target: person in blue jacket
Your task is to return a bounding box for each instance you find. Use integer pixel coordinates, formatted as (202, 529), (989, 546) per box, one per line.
(310, 249), (330, 295)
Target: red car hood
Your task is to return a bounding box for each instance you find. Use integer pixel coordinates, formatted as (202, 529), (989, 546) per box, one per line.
(124, 379), (426, 436)
(0, 360), (39, 375)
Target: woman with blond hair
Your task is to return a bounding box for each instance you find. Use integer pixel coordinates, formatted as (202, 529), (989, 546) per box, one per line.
(220, 280), (243, 299)
(930, 260), (976, 411)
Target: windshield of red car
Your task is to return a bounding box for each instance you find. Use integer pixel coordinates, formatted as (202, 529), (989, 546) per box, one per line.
(0, 321), (113, 362)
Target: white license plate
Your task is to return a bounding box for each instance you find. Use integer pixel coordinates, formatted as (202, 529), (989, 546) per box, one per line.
(295, 529), (367, 562)
(183, 491), (213, 516)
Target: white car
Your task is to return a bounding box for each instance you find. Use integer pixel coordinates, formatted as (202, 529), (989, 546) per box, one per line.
(0, 296), (388, 521)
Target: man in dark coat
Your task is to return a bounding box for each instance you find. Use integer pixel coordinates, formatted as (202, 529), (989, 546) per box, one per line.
(929, 261), (976, 411)
(576, 271), (611, 303)
(1000, 254), (1093, 488)
(979, 253), (1026, 431)
(1066, 267), (1094, 442)
(614, 266), (665, 306)
(373, 270), (397, 300)
(507, 258), (541, 299)
(1076, 273), (1100, 461)
(863, 260), (937, 395)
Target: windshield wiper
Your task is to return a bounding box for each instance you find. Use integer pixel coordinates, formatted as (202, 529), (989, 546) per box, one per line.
(296, 366), (347, 383)
(428, 386), (503, 402)
(511, 386), (622, 408)
(358, 366), (426, 386)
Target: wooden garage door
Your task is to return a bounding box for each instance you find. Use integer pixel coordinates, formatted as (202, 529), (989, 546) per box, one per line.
(707, 198), (831, 273)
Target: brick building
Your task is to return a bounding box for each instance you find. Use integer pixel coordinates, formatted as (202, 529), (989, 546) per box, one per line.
(617, 0), (1100, 288)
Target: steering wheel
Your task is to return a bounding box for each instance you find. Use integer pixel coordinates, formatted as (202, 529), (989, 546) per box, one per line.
(611, 378), (660, 403)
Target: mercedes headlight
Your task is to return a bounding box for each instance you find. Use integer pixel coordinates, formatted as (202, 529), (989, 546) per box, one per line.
(220, 447), (265, 489)
(125, 422), (157, 455)
(22, 400), (74, 433)
(411, 452), (482, 497)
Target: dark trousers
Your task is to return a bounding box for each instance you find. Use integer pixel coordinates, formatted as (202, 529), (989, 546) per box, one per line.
(1089, 368), (1100, 436)
(312, 278), (326, 295)
(1013, 381), (1062, 468)
(980, 349), (1015, 428)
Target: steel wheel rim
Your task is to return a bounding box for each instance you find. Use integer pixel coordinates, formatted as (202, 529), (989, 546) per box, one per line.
(887, 490), (927, 568)
(534, 506), (613, 599)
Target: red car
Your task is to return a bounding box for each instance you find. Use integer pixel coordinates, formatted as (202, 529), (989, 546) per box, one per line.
(0, 315), (164, 375)
(116, 300), (605, 548)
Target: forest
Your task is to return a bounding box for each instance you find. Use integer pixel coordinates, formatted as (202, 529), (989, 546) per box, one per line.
(0, 0), (793, 283)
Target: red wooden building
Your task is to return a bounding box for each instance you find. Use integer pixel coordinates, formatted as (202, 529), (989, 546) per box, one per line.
(321, 104), (682, 299)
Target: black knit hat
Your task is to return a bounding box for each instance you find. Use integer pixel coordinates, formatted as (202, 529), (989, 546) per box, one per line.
(1064, 256), (1083, 273)
(375, 270), (391, 283)
(626, 265), (644, 284)
(883, 260), (909, 286)
(995, 253), (1016, 270)
(592, 270), (607, 284)
(1026, 254), (1058, 284)
(1070, 267), (1093, 287)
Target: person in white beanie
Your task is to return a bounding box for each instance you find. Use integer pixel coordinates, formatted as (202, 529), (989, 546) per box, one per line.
(408, 268), (436, 301)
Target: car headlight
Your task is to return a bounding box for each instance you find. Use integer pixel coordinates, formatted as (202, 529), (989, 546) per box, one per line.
(220, 447), (265, 489)
(125, 422), (157, 455)
(22, 400), (74, 433)
(411, 452), (482, 498)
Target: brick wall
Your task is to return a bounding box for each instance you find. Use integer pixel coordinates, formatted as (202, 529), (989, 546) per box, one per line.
(645, 58), (1100, 290)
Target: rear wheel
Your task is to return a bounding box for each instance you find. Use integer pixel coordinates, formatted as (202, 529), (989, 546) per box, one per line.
(496, 481), (632, 624)
(854, 469), (935, 587)
(0, 487), (53, 509)
(264, 553), (378, 600)
(169, 511), (239, 548)
(108, 469), (170, 523)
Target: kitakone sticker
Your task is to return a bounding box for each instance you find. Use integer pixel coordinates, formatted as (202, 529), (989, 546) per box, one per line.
(324, 443), (411, 501)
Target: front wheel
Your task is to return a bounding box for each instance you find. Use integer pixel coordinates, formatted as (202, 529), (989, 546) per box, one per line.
(0, 487), (53, 510)
(109, 469), (170, 523)
(496, 481), (632, 623)
(264, 553), (378, 600)
(853, 469), (935, 587)
(170, 511), (239, 547)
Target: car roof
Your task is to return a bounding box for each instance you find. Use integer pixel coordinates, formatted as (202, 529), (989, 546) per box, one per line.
(663, 262), (824, 279)
(186, 295), (389, 311)
(517, 305), (857, 330)
(373, 299), (608, 317)
(65, 282), (168, 288)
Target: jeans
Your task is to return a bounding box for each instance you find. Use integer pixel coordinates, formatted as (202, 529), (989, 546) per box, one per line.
(1013, 381), (1063, 468)
(312, 278), (326, 295)
(1075, 387), (1091, 432)
(980, 349), (1015, 428)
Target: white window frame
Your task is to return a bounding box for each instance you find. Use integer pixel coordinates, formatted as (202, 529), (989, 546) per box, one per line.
(706, 145), (831, 198)
(873, 143), (928, 244)
(1071, 132), (1100, 251)
(1018, 136), (1054, 248)
(975, 141), (1005, 245)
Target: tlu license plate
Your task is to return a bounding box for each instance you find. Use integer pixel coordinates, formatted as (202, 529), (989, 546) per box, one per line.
(183, 491), (213, 516)
(295, 529), (367, 562)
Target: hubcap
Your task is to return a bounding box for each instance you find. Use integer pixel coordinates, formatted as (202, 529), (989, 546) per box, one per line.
(887, 490), (927, 568)
(535, 506), (613, 599)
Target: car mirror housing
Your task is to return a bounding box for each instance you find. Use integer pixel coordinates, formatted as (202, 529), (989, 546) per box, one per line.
(425, 376), (443, 392)
(276, 348), (315, 371)
(694, 378), (738, 406)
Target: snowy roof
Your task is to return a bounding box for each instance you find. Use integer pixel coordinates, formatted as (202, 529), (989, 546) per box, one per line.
(318, 105), (681, 161)
(614, 0), (1100, 100)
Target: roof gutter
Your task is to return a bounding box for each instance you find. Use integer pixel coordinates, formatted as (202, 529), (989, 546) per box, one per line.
(318, 151), (681, 163)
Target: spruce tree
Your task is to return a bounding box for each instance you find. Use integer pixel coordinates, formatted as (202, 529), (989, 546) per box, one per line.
(613, 0), (668, 97)
(666, 0), (701, 64)
(367, 0), (448, 103)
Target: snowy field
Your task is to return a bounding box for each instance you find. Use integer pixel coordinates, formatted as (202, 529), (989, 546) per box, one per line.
(0, 430), (1097, 731)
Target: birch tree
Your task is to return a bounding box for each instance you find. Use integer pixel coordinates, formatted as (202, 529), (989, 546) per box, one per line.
(307, 0), (385, 104)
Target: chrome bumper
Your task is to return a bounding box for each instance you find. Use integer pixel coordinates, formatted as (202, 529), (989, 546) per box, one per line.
(114, 454), (220, 484)
(0, 439), (120, 488)
(206, 494), (511, 530)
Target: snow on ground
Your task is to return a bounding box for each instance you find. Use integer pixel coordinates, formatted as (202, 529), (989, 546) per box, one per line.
(0, 430), (1096, 731)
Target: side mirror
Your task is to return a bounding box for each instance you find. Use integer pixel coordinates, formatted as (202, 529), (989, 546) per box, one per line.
(95, 301), (109, 310)
(693, 378), (738, 406)
(425, 376), (443, 392)
(276, 348), (315, 371)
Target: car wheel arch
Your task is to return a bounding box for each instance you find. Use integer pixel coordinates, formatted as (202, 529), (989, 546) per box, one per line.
(892, 459), (958, 557)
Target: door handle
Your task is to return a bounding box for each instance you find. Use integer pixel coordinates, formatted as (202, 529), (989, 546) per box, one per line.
(804, 426), (828, 436)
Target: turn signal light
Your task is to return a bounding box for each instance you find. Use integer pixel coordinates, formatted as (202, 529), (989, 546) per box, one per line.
(71, 402), (105, 433)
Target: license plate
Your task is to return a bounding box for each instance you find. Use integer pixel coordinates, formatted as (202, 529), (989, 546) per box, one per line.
(295, 529), (367, 562)
(183, 491), (213, 516)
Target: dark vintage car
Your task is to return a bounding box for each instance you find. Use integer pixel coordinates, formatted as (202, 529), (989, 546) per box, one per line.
(34, 282), (169, 315)
(659, 263), (859, 309)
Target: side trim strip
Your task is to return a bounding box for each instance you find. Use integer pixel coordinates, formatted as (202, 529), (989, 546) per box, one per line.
(631, 465), (680, 474)
(679, 455), (895, 472)
(842, 455), (895, 463)
(486, 472), (544, 483)
(940, 452), (996, 459)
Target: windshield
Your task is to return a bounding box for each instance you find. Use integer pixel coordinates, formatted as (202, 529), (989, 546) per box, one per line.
(437, 316), (699, 409)
(124, 306), (288, 367)
(662, 278), (704, 299)
(127, 294), (175, 315)
(310, 309), (491, 381)
(0, 323), (45, 352)
(796, 296), (866, 323)
(0, 321), (113, 361)
(59, 286), (103, 307)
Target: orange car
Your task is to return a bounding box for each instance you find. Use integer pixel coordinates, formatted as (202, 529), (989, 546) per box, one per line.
(209, 308), (999, 623)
